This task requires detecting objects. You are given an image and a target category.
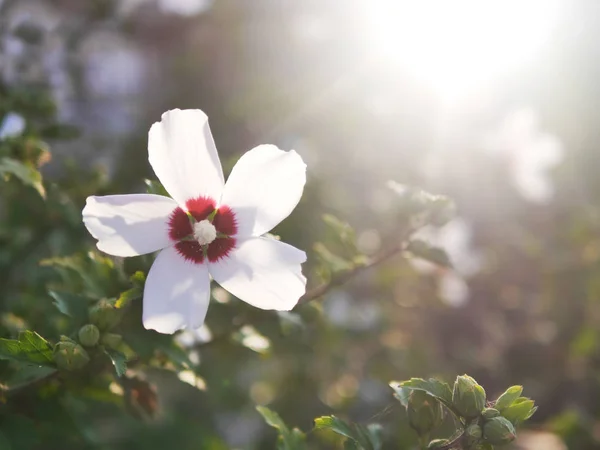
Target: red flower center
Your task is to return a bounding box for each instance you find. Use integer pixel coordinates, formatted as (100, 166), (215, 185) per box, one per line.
(168, 196), (237, 264)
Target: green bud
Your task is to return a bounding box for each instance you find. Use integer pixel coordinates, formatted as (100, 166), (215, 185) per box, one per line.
(465, 423), (483, 446)
(483, 416), (516, 446)
(452, 375), (486, 419)
(100, 332), (123, 349)
(78, 324), (100, 347)
(494, 385), (523, 411)
(428, 439), (450, 449)
(482, 408), (500, 419)
(406, 390), (443, 435)
(53, 341), (90, 371)
(89, 299), (122, 330)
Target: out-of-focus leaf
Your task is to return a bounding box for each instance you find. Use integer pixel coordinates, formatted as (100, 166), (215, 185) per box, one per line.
(323, 214), (358, 251)
(144, 179), (169, 196)
(0, 157), (45, 198)
(313, 242), (354, 273)
(4, 364), (57, 390)
(0, 331), (54, 366)
(0, 415), (41, 450)
(406, 240), (452, 268)
(49, 290), (92, 324)
(103, 348), (127, 377)
(314, 416), (381, 450)
(115, 286), (142, 309)
(257, 406), (307, 450)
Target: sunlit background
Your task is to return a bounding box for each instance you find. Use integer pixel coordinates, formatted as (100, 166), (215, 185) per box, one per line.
(3, 0), (600, 448)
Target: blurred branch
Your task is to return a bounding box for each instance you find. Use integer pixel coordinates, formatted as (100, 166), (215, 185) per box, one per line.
(198, 227), (414, 349)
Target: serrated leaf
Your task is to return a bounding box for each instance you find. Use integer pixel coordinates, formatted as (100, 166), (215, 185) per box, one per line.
(494, 385), (523, 411)
(390, 378), (453, 410)
(0, 157), (45, 197)
(501, 397), (536, 425)
(0, 331), (54, 366)
(103, 348), (127, 377)
(257, 406), (306, 450)
(49, 290), (91, 323)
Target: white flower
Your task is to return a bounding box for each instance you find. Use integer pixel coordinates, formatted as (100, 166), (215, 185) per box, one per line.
(0, 112), (25, 140)
(483, 107), (564, 203)
(82, 109), (307, 334)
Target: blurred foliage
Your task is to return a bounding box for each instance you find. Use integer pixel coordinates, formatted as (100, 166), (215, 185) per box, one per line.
(2, 0), (600, 449)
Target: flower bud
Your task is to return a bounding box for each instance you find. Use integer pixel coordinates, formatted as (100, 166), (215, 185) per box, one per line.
(89, 299), (122, 330)
(483, 416), (516, 446)
(482, 408), (500, 419)
(428, 439), (450, 449)
(406, 390), (443, 435)
(452, 375), (486, 419)
(78, 324), (100, 347)
(54, 341), (90, 371)
(100, 332), (123, 349)
(465, 423), (483, 446)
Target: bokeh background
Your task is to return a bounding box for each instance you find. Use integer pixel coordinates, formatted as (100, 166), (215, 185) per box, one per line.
(2, 0), (600, 448)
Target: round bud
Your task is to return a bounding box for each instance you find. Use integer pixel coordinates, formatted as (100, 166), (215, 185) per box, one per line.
(89, 299), (122, 330)
(406, 390), (443, 435)
(465, 423), (483, 446)
(482, 408), (500, 420)
(54, 341), (90, 371)
(483, 416), (517, 446)
(452, 375), (486, 419)
(78, 324), (100, 347)
(100, 332), (123, 349)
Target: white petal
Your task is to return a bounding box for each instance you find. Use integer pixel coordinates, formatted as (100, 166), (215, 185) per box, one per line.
(82, 194), (177, 257)
(148, 109), (224, 207)
(143, 246), (211, 334)
(0, 112), (25, 140)
(209, 237), (306, 311)
(220, 145), (306, 237)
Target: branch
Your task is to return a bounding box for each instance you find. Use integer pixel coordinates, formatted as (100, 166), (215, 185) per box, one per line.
(197, 230), (413, 349)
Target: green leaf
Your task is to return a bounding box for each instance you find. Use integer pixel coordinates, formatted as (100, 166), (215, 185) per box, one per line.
(406, 240), (452, 268)
(390, 378), (453, 410)
(103, 348), (127, 377)
(0, 157), (45, 197)
(313, 242), (354, 273)
(0, 415), (41, 450)
(501, 397), (537, 425)
(314, 416), (381, 450)
(322, 214), (358, 250)
(49, 290), (92, 323)
(256, 406), (307, 450)
(0, 331), (54, 366)
(494, 385), (523, 411)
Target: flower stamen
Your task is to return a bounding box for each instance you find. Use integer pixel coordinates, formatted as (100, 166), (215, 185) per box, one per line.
(193, 220), (217, 246)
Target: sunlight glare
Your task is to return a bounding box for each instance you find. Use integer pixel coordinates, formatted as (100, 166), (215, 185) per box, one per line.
(365, 0), (561, 101)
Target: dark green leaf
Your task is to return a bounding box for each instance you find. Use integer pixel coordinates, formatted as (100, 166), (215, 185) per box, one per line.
(0, 331), (54, 366)
(103, 348), (127, 377)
